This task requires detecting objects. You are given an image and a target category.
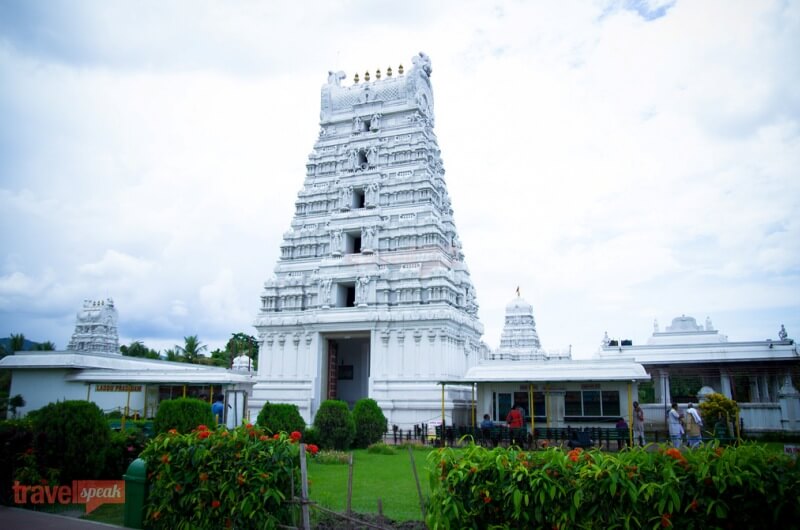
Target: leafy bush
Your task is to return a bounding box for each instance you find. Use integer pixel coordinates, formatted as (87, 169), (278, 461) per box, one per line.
(313, 400), (355, 451)
(303, 426), (320, 446)
(367, 442), (397, 455)
(0, 419), (33, 505)
(699, 392), (738, 425)
(141, 424), (302, 528)
(352, 398), (387, 448)
(103, 426), (149, 479)
(153, 398), (214, 434)
(28, 400), (111, 484)
(256, 402), (306, 435)
(427, 442), (800, 529)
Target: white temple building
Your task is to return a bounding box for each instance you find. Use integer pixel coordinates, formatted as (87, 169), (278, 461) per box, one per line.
(596, 315), (800, 433)
(1, 299), (253, 425)
(251, 53), (484, 428)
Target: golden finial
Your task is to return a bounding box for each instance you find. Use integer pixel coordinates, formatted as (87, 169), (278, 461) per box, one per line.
(354, 73), (360, 84)
(386, 66), (393, 77)
(364, 71), (370, 82)
(398, 64), (404, 75)
(375, 68), (381, 80)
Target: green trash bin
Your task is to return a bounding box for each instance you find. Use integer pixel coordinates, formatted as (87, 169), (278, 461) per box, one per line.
(123, 458), (147, 529)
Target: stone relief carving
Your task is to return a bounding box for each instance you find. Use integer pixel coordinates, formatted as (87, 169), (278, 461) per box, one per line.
(367, 145), (379, 166)
(329, 231), (343, 256)
(355, 276), (370, 306)
(365, 182), (380, 208)
(318, 277), (332, 307)
(327, 70), (345, 86)
(339, 185), (352, 210)
(370, 113), (382, 131)
(361, 226), (377, 253)
(353, 116), (362, 133)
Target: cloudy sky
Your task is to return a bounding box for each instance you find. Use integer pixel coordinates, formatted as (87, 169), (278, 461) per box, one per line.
(1, 0), (798, 357)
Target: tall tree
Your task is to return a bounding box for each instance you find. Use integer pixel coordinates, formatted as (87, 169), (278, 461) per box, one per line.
(9, 333), (25, 352)
(177, 335), (207, 363)
(34, 341), (56, 351)
(226, 332), (259, 370)
(121, 341), (160, 359)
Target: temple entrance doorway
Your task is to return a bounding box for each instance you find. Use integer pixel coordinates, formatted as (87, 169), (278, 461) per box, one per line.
(324, 333), (370, 408)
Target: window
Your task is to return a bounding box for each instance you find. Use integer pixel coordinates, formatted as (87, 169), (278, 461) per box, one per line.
(564, 390), (620, 417)
(345, 232), (361, 254)
(335, 282), (356, 308)
(353, 188), (366, 209)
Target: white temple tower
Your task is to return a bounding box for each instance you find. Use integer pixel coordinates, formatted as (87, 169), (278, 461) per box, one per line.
(252, 53), (484, 427)
(66, 298), (120, 354)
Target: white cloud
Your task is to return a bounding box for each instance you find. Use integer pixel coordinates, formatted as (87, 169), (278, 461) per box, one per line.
(0, 0), (797, 355)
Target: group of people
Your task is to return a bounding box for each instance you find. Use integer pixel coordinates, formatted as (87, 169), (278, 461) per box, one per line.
(668, 402), (704, 448)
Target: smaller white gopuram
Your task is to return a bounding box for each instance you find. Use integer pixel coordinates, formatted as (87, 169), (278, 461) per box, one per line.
(66, 298), (120, 354)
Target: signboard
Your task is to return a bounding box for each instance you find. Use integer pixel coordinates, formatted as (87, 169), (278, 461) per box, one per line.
(96, 384), (143, 392)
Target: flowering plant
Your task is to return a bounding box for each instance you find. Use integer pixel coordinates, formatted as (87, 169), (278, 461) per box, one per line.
(141, 424), (304, 528)
(427, 442), (800, 529)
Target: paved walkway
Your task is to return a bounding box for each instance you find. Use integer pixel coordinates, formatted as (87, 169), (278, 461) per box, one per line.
(0, 506), (125, 529)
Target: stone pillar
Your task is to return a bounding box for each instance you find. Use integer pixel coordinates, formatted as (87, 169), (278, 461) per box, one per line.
(546, 390), (566, 428)
(749, 377), (761, 403)
(779, 374), (800, 432)
(760, 375), (771, 403)
(653, 369), (671, 405)
(719, 370), (733, 399)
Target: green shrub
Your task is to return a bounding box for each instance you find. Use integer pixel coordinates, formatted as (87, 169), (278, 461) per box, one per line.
(313, 400), (355, 451)
(256, 402), (306, 435)
(352, 398), (387, 448)
(153, 398), (214, 434)
(302, 426), (320, 446)
(366, 442), (397, 455)
(29, 400), (110, 483)
(427, 442), (800, 529)
(141, 424), (301, 528)
(0, 419), (33, 505)
(103, 426), (149, 479)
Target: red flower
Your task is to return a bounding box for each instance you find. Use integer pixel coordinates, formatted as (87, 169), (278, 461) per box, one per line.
(689, 499), (699, 511)
(197, 424), (209, 431)
(198, 431), (210, 440)
(161, 454), (170, 464)
(290, 431), (302, 441)
(25, 447), (34, 455)
(661, 513), (672, 528)
(175, 484), (182, 492)
(308, 444), (319, 455)
(259, 435), (268, 441)
(212, 500), (220, 508)
(273, 433), (281, 440)
(665, 448), (686, 462)
(168, 429), (178, 435)
(245, 423), (253, 429)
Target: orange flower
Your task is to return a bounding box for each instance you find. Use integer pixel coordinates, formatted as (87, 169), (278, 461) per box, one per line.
(259, 472), (270, 479)
(220, 431), (229, 437)
(689, 499), (699, 511)
(665, 448), (685, 462)
(152, 511), (161, 520)
(237, 474), (246, 486)
(483, 496), (491, 503)
(161, 454), (170, 464)
(259, 435), (268, 441)
(168, 429), (178, 435)
(199, 472), (208, 482)
(212, 500), (220, 508)
(661, 513), (672, 528)
(245, 423), (253, 429)
(175, 484), (182, 492)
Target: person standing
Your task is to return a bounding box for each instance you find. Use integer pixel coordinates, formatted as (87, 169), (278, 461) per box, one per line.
(633, 401), (646, 446)
(506, 404), (524, 428)
(668, 402), (684, 447)
(212, 394), (225, 425)
(685, 403), (704, 448)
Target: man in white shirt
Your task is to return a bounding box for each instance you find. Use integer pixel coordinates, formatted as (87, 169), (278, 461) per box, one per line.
(685, 403), (704, 448)
(667, 402), (684, 447)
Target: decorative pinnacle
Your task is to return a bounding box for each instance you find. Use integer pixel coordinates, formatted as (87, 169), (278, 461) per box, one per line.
(364, 71), (370, 82)
(398, 64), (404, 75)
(386, 66), (393, 77)
(375, 69), (381, 79)
(353, 72), (360, 84)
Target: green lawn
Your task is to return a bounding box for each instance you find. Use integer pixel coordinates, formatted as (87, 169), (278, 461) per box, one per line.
(308, 447), (432, 522)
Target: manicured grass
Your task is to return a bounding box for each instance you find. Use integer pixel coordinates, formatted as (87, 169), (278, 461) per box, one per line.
(308, 447), (433, 522)
(81, 503), (125, 524)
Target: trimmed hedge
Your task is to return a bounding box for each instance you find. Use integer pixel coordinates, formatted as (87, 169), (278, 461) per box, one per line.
(427, 442), (800, 529)
(352, 398), (387, 448)
(313, 400), (355, 451)
(29, 400), (110, 483)
(153, 398), (215, 434)
(256, 402), (306, 435)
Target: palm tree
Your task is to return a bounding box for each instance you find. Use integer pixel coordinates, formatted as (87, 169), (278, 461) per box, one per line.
(177, 335), (207, 363)
(35, 341), (56, 351)
(9, 333), (25, 352)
